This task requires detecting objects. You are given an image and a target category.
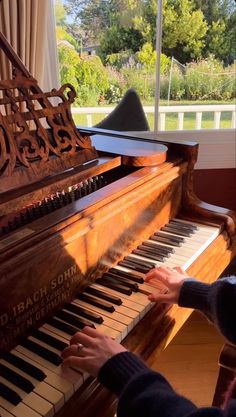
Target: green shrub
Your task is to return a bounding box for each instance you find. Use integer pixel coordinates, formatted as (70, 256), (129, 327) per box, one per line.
(75, 56), (109, 105)
(184, 57), (235, 100)
(106, 50), (133, 69)
(160, 70), (185, 100)
(77, 56), (109, 95)
(121, 67), (156, 101)
(136, 43), (171, 75)
(58, 43), (81, 94)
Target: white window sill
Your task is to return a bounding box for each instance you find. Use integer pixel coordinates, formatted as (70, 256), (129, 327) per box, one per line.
(129, 129), (236, 170)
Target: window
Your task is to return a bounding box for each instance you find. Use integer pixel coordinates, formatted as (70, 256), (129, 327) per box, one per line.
(53, 0), (236, 168)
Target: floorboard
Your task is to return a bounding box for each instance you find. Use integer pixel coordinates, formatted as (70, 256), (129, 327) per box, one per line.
(152, 311), (224, 406)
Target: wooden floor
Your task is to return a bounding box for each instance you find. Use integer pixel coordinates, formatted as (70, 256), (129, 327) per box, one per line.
(152, 311), (224, 407)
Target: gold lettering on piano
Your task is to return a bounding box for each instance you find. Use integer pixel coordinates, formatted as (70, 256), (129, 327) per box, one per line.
(0, 263), (82, 351)
(50, 265), (78, 289)
(12, 286), (48, 316)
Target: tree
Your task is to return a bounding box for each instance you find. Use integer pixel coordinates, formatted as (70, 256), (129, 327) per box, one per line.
(162, 0), (207, 61)
(54, 0), (67, 26)
(63, 0), (234, 63)
(193, 0), (236, 62)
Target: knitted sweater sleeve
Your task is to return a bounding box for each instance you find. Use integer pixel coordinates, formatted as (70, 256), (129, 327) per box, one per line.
(97, 276), (236, 417)
(98, 351), (228, 417)
(178, 275), (236, 344)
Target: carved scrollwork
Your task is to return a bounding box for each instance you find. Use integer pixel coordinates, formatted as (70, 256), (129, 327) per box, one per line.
(0, 71), (93, 177)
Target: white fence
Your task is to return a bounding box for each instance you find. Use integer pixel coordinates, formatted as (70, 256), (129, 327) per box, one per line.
(72, 104), (236, 130)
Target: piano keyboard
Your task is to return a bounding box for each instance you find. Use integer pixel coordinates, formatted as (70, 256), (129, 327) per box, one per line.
(0, 219), (221, 417)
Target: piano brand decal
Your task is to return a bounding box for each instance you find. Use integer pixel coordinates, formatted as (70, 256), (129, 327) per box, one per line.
(0, 264), (82, 347)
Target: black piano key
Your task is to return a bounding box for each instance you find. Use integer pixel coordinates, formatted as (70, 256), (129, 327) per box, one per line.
(47, 317), (79, 336)
(150, 234), (181, 247)
(170, 219), (198, 230)
(0, 363), (34, 393)
(77, 293), (115, 313)
(2, 352), (46, 382)
(0, 381), (22, 405)
(20, 339), (62, 366)
(132, 248), (165, 262)
(138, 244), (171, 257)
(64, 303), (103, 324)
(119, 260), (152, 274)
(154, 231), (185, 243)
(142, 241), (175, 253)
(96, 277), (132, 296)
(109, 267), (144, 283)
(85, 286), (122, 305)
(118, 259), (147, 273)
(124, 255), (156, 268)
(31, 328), (68, 351)
(161, 225), (192, 237)
(55, 310), (95, 329)
(102, 273), (139, 292)
(168, 222), (195, 234)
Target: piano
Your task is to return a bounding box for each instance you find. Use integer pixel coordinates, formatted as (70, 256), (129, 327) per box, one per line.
(0, 32), (236, 417)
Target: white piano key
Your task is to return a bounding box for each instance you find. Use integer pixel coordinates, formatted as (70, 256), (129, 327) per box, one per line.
(11, 349), (73, 401)
(75, 297), (139, 323)
(38, 326), (69, 344)
(42, 323), (73, 342)
(0, 399), (41, 417)
(0, 406), (14, 417)
(44, 314), (122, 343)
(95, 323), (122, 341)
(0, 359), (64, 413)
(174, 219), (220, 232)
(145, 239), (195, 255)
(113, 264), (144, 278)
(73, 299), (135, 332)
(14, 344), (83, 391)
(158, 230), (211, 245)
(0, 376), (53, 417)
(91, 283), (147, 319)
(91, 282), (153, 317)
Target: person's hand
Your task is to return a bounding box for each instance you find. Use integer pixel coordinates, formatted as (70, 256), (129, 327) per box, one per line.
(61, 326), (127, 377)
(145, 266), (188, 304)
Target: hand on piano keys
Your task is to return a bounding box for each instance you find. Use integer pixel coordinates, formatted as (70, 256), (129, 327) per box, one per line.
(59, 265), (189, 378)
(61, 327), (127, 377)
(145, 265), (188, 303)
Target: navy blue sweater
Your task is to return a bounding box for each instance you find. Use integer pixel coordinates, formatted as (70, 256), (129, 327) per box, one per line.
(98, 276), (236, 417)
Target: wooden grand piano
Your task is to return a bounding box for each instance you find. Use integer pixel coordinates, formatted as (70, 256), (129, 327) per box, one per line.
(0, 33), (236, 417)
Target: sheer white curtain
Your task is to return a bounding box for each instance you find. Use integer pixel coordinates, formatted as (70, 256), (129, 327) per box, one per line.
(0, 0), (59, 90)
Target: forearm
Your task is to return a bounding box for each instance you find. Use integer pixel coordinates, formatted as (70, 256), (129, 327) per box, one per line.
(178, 276), (236, 344)
(98, 352), (224, 417)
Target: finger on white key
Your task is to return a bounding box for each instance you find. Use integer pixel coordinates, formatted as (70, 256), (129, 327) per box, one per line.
(95, 324), (122, 342)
